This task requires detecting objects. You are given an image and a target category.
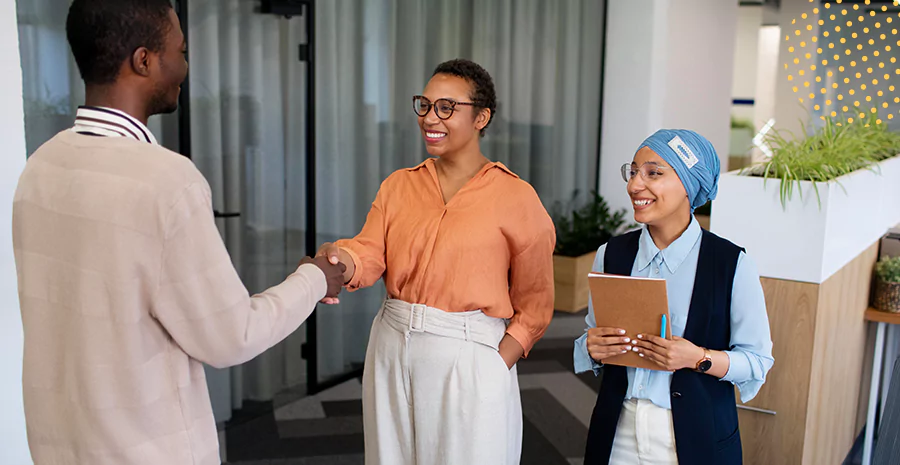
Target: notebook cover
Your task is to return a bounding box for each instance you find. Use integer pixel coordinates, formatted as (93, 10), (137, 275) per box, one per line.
(589, 272), (671, 370)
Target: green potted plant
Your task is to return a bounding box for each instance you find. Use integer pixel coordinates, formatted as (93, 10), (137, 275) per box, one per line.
(874, 255), (900, 313)
(710, 111), (900, 284)
(551, 191), (631, 312)
(729, 116), (755, 171)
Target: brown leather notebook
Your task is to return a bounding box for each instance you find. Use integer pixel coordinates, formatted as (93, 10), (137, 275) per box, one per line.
(589, 272), (671, 370)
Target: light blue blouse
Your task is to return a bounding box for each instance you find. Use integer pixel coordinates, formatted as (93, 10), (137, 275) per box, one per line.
(573, 218), (774, 409)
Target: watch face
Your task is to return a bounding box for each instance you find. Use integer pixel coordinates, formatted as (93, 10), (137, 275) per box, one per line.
(698, 359), (713, 372)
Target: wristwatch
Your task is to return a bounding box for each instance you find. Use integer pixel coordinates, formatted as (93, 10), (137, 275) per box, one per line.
(695, 348), (713, 373)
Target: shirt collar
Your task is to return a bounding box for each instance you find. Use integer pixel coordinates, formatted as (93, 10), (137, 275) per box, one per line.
(71, 106), (158, 145)
(635, 216), (702, 273)
(406, 158), (519, 178)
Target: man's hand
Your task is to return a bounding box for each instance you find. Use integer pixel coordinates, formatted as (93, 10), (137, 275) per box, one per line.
(586, 327), (633, 362)
(315, 243), (356, 302)
(300, 256), (346, 303)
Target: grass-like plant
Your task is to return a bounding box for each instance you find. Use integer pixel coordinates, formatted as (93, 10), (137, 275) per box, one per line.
(742, 110), (900, 207)
(876, 255), (900, 284)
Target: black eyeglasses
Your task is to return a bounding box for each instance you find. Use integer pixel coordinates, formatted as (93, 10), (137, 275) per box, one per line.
(412, 95), (479, 120)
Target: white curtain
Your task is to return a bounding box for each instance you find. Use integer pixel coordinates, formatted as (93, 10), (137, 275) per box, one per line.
(17, 0), (81, 155)
(313, 0), (606, 384)
(16, 0), (175, 155)
(317, 0), (604, 235)
(18, 0), (607, 425)
(186, 0), (313, 422)
(16, 0), (310, 423)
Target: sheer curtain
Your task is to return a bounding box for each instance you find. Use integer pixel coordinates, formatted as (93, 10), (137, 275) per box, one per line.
(17, 0), (80, 155)
(313, 0), (605, 380)
(16, 0), (176, 155)
(318, 0), (604, 226)
(186, 0), (312, 421)
(17, 0), (606, 424)
(16, 0), (300, 423)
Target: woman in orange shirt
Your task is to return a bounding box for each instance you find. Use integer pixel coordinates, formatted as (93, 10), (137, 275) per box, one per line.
(317, 59), (555, 465)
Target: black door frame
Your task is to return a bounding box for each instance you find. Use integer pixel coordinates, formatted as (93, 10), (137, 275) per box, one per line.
(173, 0), (359, 398)
(174, 0), (191, 159)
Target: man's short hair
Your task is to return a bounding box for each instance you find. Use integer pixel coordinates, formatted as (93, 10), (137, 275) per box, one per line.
(66, 0), (175, 85)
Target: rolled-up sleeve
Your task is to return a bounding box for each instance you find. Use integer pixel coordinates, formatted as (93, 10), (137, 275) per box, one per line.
(574, 245), (606, 376)
(507, 216), (556, 356)
(720, 252), (774, 403)
(504, 183), (557, 357)
(335, 186), (388, 291)
(152, 182), (327, 369)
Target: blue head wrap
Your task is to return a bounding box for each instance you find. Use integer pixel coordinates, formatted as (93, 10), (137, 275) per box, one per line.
(637, 129), (720, 211)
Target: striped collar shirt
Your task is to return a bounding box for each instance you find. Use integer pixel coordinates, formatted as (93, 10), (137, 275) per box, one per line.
(71, 106), (158, 145)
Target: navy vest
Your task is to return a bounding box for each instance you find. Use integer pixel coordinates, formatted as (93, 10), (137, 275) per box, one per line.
(584, 229), (744, 465)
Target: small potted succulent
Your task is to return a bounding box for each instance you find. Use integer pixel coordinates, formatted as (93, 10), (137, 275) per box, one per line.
(873, 255), (900, 313)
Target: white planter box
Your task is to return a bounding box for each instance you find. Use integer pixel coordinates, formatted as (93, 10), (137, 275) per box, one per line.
(710, 155), (900, 284)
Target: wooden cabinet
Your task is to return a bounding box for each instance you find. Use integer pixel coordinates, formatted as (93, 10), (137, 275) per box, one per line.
(738, 242), (879, 464)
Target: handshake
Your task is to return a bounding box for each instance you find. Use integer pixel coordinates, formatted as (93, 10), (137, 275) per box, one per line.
(299, 243), (353, 304)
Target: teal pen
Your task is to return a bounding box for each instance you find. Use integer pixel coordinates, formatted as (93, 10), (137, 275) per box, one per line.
(661, 314), (667, 339)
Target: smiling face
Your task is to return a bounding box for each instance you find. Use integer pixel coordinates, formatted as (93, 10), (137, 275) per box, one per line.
(627, 147), (691, 227)
(416, 73), (490, 158)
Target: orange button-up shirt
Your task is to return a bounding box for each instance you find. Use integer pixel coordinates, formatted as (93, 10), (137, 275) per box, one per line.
(335, 158), (556, 355)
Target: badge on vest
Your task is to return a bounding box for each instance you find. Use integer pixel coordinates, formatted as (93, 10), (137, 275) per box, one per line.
(668, 135), (699, 169)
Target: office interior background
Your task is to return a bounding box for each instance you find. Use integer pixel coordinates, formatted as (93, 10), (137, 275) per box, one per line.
(3, 0), (900, 464)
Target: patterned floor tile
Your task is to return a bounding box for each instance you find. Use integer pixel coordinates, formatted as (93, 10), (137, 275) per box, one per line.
(277, 417), (363, 438)
(224, 312), (596, 464)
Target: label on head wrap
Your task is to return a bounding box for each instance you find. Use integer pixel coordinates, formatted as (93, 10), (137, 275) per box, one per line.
(667, 135), (699, 169)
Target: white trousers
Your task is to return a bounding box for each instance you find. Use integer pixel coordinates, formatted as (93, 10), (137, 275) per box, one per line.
(362, 299), (522, 465)
(609, 399), (679, 465)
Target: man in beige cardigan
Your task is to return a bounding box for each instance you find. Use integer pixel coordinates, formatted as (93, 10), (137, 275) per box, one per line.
(12, 1), (346, 463)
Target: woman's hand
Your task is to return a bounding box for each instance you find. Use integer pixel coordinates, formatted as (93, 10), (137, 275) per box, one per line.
(631, 334), (704, 372)
(498, 334), (525, 370)
(586, 327), (634, 362)
(314, 243), (355, 303)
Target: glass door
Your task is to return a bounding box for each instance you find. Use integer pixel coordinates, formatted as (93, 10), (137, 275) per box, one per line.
(179, 0), (315, 420)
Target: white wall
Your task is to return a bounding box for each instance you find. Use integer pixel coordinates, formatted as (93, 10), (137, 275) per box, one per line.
(598, 0), (668, 214)
(599, 0), (738, 214)
(0, 1), (33, 464)
(754, 25), (781, 138)
(661, 0), (738, 166)
(732, 6), (763, 122)
(733, 6), (762, 99)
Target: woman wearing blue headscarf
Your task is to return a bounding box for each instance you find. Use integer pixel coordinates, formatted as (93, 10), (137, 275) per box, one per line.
(574, 129), (774, 465)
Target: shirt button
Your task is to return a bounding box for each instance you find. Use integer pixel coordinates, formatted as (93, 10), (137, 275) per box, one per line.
(639, 385), (644, 390)
(654, 268), (660, 274)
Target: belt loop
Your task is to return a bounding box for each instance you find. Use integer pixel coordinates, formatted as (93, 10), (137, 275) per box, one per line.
(464, 314), (471, 341)
(409, 303), (426, 332)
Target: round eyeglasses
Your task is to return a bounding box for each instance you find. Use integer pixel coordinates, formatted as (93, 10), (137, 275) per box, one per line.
(412, 95), (479, 120)
(621, 162), (672, 182)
